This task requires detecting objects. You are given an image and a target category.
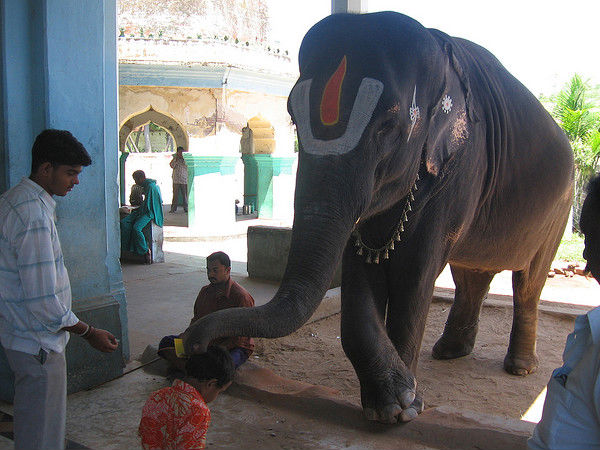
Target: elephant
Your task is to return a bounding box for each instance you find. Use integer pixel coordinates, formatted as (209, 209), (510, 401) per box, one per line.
(184, 11), (574, 423)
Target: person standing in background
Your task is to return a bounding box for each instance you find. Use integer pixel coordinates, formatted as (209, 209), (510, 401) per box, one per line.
(170, 146), (188, 213)
(528, 174), (600, 449)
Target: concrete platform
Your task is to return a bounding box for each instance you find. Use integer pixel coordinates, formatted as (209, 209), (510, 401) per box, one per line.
(0, 229), (596, 449)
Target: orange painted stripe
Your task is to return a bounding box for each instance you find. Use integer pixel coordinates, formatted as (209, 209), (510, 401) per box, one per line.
(320, 56), (347, 126)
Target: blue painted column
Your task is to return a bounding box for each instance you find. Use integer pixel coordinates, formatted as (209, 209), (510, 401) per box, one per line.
(0, 0), (126, 398)
(242, 154), (272, 218)
(242, 155), (296, 220)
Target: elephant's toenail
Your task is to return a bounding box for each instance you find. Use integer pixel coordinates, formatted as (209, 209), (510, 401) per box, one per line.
(401, 390), (415, 408)
(400, 407), (418, 422)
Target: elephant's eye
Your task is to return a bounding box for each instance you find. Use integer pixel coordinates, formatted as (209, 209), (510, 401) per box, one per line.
(289, 77), (384, 156)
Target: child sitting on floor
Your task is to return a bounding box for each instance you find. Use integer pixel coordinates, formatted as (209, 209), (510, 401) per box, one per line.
(138, 345), (235, 450)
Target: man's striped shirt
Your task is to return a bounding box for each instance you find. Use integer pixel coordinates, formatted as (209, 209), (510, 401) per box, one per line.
(0, 177), (78, 355)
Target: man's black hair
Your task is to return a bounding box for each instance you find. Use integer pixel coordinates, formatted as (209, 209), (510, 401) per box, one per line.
(584, 174), (600, 209)
(580, 173), (600, 280)
(132, 170), (146, 180)
(207, 251), (231, 268)
(581, 174), (600, 231)
(185, 345), (235, 386)
(31, 129), (91, 173)
(177, 146), (185, 152)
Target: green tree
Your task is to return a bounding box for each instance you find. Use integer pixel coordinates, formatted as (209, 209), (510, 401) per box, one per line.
(551, 74), (600, 231)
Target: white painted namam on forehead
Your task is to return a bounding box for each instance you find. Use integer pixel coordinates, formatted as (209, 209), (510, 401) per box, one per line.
(289, 77), (384, 156)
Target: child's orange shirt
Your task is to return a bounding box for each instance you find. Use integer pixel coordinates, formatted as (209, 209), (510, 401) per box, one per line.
(139, 379), (210, 449)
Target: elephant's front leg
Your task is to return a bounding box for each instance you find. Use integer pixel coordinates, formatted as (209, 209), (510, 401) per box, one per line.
(340, 252), (423, 423)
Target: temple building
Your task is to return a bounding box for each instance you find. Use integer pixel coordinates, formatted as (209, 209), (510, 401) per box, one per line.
(118, 0), (298, 235)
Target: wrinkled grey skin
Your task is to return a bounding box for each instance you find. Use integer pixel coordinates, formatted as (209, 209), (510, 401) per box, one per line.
(184, 12), (574, 423)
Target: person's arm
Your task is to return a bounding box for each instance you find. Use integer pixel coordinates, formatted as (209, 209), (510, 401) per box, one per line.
(15, 217), (117, 352)
(593, 339), (600, 428)
(139, 392), (166, 450)
(189, 290), (203, 327)
(170, 156), (176, 168)
(241, 292), (255, 308)
(15, 217), (78, 330)
(222, 288), (255, 350)
(63, 322), (118, 353)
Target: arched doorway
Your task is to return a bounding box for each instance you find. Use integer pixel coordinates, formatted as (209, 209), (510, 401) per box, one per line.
(118, 106), (189, 212)
(119, 105), (188, 153)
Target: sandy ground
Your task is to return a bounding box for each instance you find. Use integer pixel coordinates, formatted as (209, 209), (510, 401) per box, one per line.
(163, 231), (600, 423)
(251, 279), (596, 424)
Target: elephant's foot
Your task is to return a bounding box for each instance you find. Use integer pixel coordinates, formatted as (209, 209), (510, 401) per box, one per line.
(360, 370), (424, 423)
(503, 352), (538, 376)
(431, 328), (476, 360)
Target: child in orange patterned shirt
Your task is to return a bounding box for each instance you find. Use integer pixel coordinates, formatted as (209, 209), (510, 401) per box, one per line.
(139, 346), (235, 450)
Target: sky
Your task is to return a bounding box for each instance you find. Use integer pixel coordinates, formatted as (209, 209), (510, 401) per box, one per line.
(268, 0), (599, 97)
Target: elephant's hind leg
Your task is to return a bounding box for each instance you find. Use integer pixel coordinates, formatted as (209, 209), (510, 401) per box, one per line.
(504, 268), (545, 376)
(432, 265), (496, 360)
(505, 267), (547, 375)
(505, 197), (571, 375)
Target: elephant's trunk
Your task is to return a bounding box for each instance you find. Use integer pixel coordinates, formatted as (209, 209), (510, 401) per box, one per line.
(184, 174), (361, 353)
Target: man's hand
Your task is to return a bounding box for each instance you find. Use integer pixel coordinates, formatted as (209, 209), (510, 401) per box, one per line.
(85, 327), (119, 353)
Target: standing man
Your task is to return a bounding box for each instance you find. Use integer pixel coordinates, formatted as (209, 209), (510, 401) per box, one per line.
(528, 173), (600, 449)
(169, 146), (188, 213)
(120, 170), (164, 264)
(158, 251), (255, 374)
(0, 129), (119, 450)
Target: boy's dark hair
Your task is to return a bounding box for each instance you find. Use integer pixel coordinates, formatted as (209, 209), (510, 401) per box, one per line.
(207, 251), (231, 268)
(31, 129), (91, 173)
(177, 146), (185, 152)
(185, 345), (235, 387)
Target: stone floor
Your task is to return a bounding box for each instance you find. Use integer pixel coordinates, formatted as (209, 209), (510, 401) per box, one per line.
(0, 212), (597, 449)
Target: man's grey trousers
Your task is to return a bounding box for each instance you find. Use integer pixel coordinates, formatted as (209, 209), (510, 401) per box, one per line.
(5, 348), (66, 450)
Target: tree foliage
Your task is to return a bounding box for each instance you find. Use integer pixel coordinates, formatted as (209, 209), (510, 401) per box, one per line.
(125, 122), (174, 153)
(550, 74), (600, 231)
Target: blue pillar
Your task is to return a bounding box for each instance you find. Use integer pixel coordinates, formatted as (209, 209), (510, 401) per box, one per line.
(242, 154), (274, 219)
(242, 155), (296, 220)
(0, 0), (126, 398)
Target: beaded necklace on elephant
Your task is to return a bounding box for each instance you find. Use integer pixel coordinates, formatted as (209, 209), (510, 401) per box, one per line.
(352, 173), (420, 264)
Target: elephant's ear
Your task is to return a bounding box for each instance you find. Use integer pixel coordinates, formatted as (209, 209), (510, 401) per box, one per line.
(424, 40), (478, 177)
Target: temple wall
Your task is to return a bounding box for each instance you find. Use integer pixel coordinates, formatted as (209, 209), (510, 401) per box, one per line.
(119, 82), (297, 217)
(118, 85), (294, 152)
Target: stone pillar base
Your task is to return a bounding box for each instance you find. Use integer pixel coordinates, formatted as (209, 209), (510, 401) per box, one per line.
(0, 292), (125, 402)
